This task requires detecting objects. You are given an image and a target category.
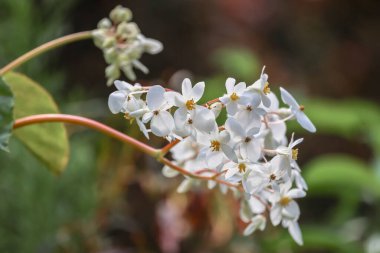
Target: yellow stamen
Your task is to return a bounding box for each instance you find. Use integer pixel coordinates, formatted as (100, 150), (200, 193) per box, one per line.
(238, 163), (246, 173)
(230, 92), (239, 101)
(292, 148), (299, 160)
(210, 140), (221, 152)
(186, 99), (196, 110)
(299, 105), (305, 111)
(279, 196), (291, 206)
(263, 82), (271, 95)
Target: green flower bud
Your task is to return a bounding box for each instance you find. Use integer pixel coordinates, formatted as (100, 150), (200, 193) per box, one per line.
(116, 22), (140, 40)
(104, 48), (118, 64)
(102, 36), (116, 48)
(110, 5), (132, 24)
(105, 64), (120, 86)
(97, 18), (112, 29)
(120, 64), (136, 81)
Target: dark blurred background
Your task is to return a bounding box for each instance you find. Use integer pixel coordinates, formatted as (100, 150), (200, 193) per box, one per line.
(1, 0), (380, 252)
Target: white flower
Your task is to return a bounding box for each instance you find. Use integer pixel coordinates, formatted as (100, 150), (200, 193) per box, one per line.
(223, 159), (254, 179)
(276, 133), (303, 171)
(167, 78), (216, 135)
(198, 130), (237, 168)
(108, 80), (144, 114)
(243, 215), (267, 236)
(142, 85), (174, 137)
(234, 92), (265, 129)
(246, 67), (271, 107)
(280, 87), (316, 133)
(269, 182), (306, 226)
(219, 78), (251, 115)
(225, 117), (262, 162)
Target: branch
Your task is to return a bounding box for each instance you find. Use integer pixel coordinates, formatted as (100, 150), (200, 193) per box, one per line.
(0, 31), (93, 76)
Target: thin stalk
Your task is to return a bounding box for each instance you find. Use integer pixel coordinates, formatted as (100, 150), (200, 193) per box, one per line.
(0, 31), (92, 76)
(13, 114), (158, 157)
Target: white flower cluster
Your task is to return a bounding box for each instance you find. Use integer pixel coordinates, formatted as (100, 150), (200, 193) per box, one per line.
(108, 67), (316, 245)
(92, 5), (163, 85)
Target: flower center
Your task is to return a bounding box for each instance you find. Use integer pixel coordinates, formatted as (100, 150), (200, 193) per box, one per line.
(230, 92), (239, 101)
(269, 174), (276, 181)
(299, 105), (305, 111)
(263, 82), (271, 95)
(187, 118), (193, 124)
(244, 137), (251, 143)
(246, 105), (253, 111)
(186, 99), (196, 110)
(210, 140), (221, 152)
(153, 110), (160, 115)
(238, 163), (246, 173)
(292, 148), (299, 160)
(279, 196), (291, 206)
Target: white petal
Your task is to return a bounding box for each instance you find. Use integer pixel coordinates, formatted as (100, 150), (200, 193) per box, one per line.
(225, 166), (239, 179)
(142, 112), (153, 123)
(174, 107), (188, 128)
(181, 78), (192, 99)
(114, 80), (132, 91)
(147, 85), (165, 110)
(269, 120), (287, 142)
(296, 111), (316, 133)
(151, 111), (174, 137)
(221, 144), (238, 163)
(248, 196), (266, 214)
(280, 87), (299, 108)
(177, 178), (193, 193)
(287, 189), (306, 199)
(234, 82), (246, 93)
(288, 221), (303, 245)
(226, 102), (238, 115)
(108, 91), (126, 114)
(162, 165), (180, 178)
(267, 92), (279, 110)
(225, 118), (245, 139)
(225, 77), (236, 94)
(243, 222), (258, 236)
(206, 151), (224, 168)
(270, 204), (282, 226)
(261, 94), (271, 107)
(238, 93), (253, 105)
(193, 106), (216, 133)
(165, 91), (185, 107)
(136, 119), (149, 139)
(192, 82), (205, 102)
(246, 140), (261, 162)
(282, 201), (300, 219)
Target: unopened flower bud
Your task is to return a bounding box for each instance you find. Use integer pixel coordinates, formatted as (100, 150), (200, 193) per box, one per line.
(110, 5), (132, 24)
(104, 48), (118, 64)
(105, 64), (120, 86)
(102, 36), (116, 48)
(117, 22), (140, 40)
(97, 18), (112, 29)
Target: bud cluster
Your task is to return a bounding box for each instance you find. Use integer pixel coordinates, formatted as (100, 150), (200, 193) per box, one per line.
(108, 68), (316, 245)
(92, 5), (163, 85)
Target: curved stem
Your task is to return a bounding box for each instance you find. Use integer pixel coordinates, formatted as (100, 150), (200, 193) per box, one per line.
(13, 114), (159, 157)
(0, 31), (92, 76)
(13, 113), (240, 190)
(160, 139), (180, 155)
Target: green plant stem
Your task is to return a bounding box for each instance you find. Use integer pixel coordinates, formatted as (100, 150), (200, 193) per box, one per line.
(0, 31), (93, 76)
(13, 113), (241, 189)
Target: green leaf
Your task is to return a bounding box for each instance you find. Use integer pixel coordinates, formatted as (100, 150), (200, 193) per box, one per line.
(0, 78), (14, 152)
(2, 72), (69, 174)
(211, 48), (260, 81)
(304, 154), (380, 198)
